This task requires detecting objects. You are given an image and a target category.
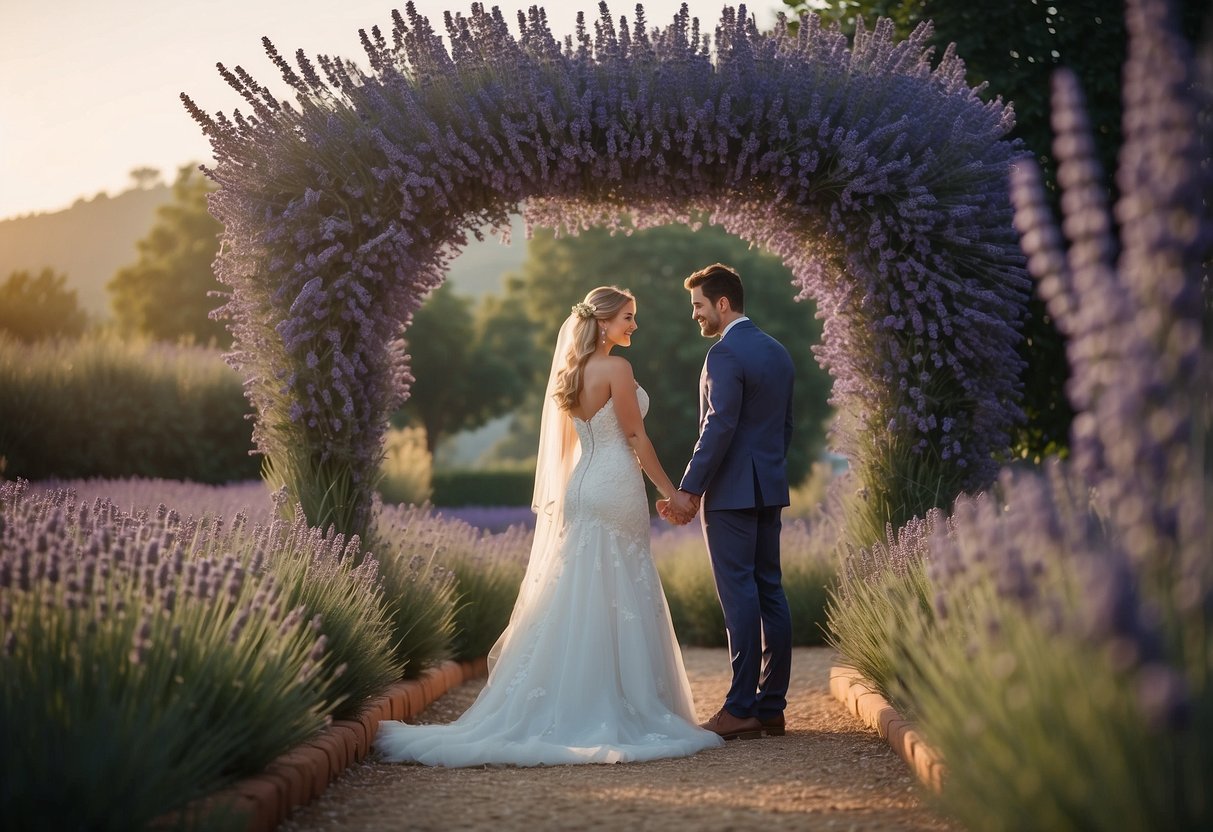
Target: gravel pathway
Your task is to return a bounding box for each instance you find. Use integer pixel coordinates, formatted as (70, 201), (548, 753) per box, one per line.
(281, 647), (956, 831)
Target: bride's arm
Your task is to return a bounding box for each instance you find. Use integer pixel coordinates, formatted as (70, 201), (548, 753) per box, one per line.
(608, 359), (678, 500)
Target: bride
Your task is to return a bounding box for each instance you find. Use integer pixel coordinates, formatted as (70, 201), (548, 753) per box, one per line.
(376, 286), (724, 766)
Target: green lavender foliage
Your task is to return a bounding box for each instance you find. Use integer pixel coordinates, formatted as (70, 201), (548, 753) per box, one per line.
(372, 504), (461, 676)
(825, 512), (937, 710)
(207, 500), (404, 719)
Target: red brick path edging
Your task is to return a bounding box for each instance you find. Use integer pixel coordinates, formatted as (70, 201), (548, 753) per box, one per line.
(828, 665), (945, 793)
(202, 656), (490, 832)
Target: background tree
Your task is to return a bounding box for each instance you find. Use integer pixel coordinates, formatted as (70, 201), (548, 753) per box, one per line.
(128, 166), (163, 190)
(780, 0), (1209, 460)
(495, 223), (834, 488)
(472, 278), (546, 421)
(108, 164), (228, 346)
(0, 269), (87, 342)
(394, 281), (537, 456)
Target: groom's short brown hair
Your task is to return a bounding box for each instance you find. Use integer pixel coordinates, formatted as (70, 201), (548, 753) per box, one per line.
(684, 263), (744, 313)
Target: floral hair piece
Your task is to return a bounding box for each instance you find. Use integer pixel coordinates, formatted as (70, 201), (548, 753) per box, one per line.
(571, 301), (597, 320)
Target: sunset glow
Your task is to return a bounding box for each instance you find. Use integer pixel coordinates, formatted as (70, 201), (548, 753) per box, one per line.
(1, 0), (777, 220)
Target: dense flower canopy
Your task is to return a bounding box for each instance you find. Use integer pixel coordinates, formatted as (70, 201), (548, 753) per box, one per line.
(184, 2), (1030, 537)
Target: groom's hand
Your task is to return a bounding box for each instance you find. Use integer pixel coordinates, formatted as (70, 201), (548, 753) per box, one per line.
(656, 497), (687, 525)
(668, 490), (700, 525)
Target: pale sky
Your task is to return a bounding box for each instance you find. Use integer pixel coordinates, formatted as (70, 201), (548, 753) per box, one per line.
(1, 0), (781, 221)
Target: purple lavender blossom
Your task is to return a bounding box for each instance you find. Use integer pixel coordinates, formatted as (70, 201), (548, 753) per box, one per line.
(434, 505), (537, 533)
(28, 478), (277, 525)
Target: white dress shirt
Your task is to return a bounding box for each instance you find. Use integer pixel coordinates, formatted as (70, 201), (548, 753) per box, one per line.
(720, 315), (750, 338)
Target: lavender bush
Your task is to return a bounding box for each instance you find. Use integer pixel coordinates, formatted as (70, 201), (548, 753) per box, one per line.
(185, 2), (1029, 546)
(825, 509), (937, 707)
(229, 495), (404, 719)
(373, 503), (461, 674)
(831, 0), (1211, 825)
(434, 504), (537, 533)
(901, 465), (1205, 828)
(24, 478), (401, 719)
(376, 502), (528, 664)
(654, 524), (729, 646)
(0, 481), (332, 830)
(0, 335), (256, 483)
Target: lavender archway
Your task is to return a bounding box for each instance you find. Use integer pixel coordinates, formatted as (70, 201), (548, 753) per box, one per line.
(186, 4), (1029, 542)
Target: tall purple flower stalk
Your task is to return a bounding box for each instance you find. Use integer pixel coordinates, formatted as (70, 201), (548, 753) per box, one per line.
(184, 3), (1030, 540)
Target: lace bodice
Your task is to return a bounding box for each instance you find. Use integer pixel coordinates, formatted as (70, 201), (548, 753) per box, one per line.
(572, 384), (650, 439)
(565, 386), (650, 539)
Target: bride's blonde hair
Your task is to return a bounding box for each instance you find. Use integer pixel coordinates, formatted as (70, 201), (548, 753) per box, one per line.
(553, 286), (634, 413)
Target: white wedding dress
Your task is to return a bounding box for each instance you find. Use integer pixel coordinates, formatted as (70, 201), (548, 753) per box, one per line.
(376, 386), (724, 766)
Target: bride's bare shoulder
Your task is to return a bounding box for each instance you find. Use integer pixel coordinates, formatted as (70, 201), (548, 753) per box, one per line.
(586, 354), (632, 375)
(604, 356), (635, 380)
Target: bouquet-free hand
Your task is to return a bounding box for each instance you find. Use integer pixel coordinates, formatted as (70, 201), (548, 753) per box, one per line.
(657, 490), (700, 525)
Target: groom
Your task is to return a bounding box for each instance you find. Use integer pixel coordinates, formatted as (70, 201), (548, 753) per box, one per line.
(664, 263), (795, 741)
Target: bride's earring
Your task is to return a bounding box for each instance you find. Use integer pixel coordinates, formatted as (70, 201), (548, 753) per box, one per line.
(600, 328), (606, 345)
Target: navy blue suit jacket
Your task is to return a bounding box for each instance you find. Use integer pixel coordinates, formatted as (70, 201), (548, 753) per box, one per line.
(680, 319), (795, 511)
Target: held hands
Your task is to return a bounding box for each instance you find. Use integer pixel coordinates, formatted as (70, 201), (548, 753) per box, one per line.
(656, 498), (683, 524)
(656, 490), (700, 526)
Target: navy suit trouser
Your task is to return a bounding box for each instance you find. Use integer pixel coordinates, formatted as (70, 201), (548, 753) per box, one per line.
(701, 504), (792, 720)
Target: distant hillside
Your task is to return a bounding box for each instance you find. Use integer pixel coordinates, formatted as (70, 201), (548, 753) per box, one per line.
(0, 190), (528, 320)
(0, 187), (171, 318)
(443, 215), (530, 297)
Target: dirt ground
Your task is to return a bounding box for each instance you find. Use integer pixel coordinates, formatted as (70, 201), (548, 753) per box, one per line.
(280, 647), (956, 831)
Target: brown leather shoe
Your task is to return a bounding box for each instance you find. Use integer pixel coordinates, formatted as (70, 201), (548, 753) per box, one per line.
(700, 708), (763, 741)
(759, 713), (786, 737)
